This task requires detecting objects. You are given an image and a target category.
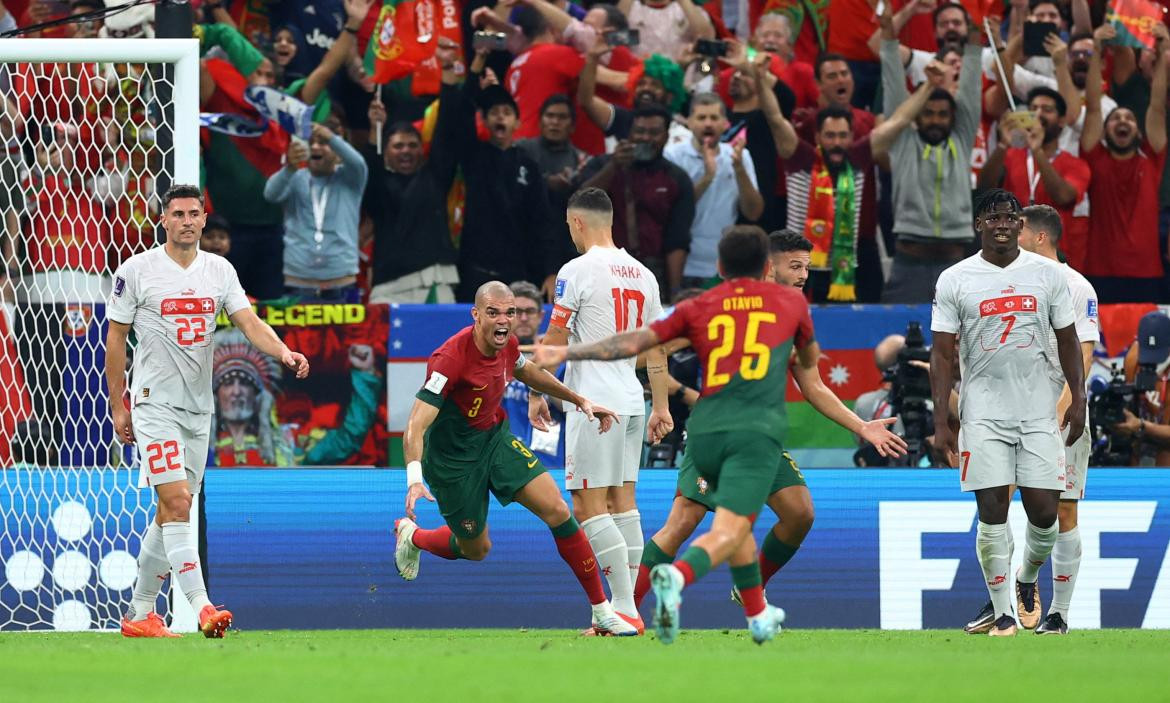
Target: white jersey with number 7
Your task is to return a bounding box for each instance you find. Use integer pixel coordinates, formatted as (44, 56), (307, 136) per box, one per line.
(107, 247), (252, 414)
(931, 250), (1076, 424)
(550, 247), (663, 415)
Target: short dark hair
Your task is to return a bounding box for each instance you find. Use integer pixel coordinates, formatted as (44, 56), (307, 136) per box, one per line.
(1028, 0), (1061, 14)
(632, 104), (672, 129)
(540, 93), (575, 121)
(1026, 86), (1067, 118)
(719, 225), (770, 279)
(161, 184), (203, 211)
(204, 213), (231, 235)
(974, 188), (1022, 219)
(386, 121), (422, 141)
(567, 187), (613, 215)
(1021, 204), (1063, 244)
(509, 280), (543, 306)
(816, 106), (853, 131)
(933, 2), (970, 27)
(769, 229), (813, 254)
(513, 5), (549, 41)
(594, 3), (628, 31)
(813, 52), (849, 81)
(1068, 31), (1093, 46)
(926, 87), (957, 112)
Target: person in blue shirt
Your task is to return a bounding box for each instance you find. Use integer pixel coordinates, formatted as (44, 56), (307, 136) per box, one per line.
(503, 280), (566, 468)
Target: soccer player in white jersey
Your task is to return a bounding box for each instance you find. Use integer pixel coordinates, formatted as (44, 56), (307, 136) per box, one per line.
(930, 189), (1086, 637)
(106, 185), (310, 638)
(962, 204), (1099, 635)
(540, 187), (673, 633)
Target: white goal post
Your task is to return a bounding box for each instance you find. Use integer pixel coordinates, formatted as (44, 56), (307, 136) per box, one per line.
(0, 37), (202, 632)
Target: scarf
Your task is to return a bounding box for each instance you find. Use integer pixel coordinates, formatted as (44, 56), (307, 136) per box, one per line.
(803, 147), (857, 301)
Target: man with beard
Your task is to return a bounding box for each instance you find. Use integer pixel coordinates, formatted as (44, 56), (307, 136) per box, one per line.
(978, 87), (1090, 251)
(576, 105), (696, 300)
(879, 5), (984, 303)
(868, 1), (984, 86)
(518, 95), (588, 267)
(451, 50), (560, 303)
(1079, 23), (1168, 303)
(771, 72), (938, 302)
(792, 53), (876, 142)
(578, 41), (692, 146)
(665, 93), (764, 289)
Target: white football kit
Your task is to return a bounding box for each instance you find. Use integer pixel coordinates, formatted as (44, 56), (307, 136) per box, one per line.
(551, 247), (663, 490)
(107, 247), (251, 493)
(1046, 264), (1098, 500)
(931, 250), (1077, 492)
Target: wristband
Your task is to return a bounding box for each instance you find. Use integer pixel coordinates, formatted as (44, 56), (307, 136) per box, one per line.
(406, 460), (423, 486)
(344, 25), (360, 34)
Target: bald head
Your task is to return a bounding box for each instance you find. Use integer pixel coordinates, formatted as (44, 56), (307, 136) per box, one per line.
(875, 334), (906, 371)
(475, 281), (514, 308)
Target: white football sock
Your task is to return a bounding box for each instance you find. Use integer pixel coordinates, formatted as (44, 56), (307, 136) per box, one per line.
(612, 509), (643, 591)
(976, 521), (1014, 618)
(1018, 520), (1058, 583)
(130, 521), (170, 621)
(162, 521), (212, 612)
(1006, 516), (1015, 560)
(581, 513), (635, 616)
(1050, 527), (1082, 619)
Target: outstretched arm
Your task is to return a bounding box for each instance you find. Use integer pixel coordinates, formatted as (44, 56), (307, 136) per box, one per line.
(298, 0), (372, 107)
(229, 308), (311, 378)
(1147, 25), (1169, 153)
(578, 40), (616, 131)
(1081, 24), (1114, 153)
(870, 76), (933, 156)
(532, 328), (663, 368)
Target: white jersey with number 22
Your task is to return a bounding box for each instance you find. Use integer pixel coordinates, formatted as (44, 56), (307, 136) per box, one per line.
(931, 250), (1076, 424)
(107, 247), (252, 415)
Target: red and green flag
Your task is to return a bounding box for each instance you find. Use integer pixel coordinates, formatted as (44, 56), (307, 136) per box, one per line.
(1107, 0), (1166, 50)
(364, 0), (437, 85)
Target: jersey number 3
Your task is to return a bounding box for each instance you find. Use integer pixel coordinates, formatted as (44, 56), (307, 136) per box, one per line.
(176, 317), (208, 346)
(706, 312), (776, 387)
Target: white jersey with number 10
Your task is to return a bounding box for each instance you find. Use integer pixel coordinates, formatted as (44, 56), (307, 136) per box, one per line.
(550, 247), (663, 415)
(931, 250), (1076, 424)
(107, 247), (252, 415)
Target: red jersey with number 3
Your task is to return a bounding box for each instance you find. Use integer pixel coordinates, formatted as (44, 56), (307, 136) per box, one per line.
(107, 247), (251, 414)
(649, 278), (814, 443)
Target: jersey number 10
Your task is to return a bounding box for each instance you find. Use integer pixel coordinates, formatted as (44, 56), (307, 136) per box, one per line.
(706, 312), (776, 387)
(611, 288), (646, 333)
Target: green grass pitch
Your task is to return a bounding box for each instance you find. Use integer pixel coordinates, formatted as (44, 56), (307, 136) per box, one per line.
(2, 629), (1168, 703)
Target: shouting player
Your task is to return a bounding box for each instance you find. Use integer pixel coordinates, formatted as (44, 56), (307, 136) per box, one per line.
(107, 185), (310, 639)
(635, 229), (905, 612)
(930, 190), (1086, 637)
(394, 281), (638, 635)
(542, 188), (672, 633)
(536, 226), (811, 645)
(962, 204), (1098, 635)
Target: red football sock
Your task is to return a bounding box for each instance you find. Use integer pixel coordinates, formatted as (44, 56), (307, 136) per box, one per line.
(674, 560), (697, 586)
(634, 564), (651, 608)
(553, 522), (607, 605)
(411, 525), (459, 560)
(738, 584), (767, 618)
(759, 555), (782, 585)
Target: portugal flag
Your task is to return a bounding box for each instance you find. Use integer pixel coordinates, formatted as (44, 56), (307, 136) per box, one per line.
(364, 0), (437, 85)
(1107, 0), (1166, 50)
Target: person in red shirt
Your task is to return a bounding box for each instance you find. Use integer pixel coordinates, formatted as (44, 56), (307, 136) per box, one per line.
(792, 53), (877, 142)
(1080, 23), (1168, 302)
(748, 13), (818, 109)
(979, 87), (1090, 269)
(503, 6), (628, 156)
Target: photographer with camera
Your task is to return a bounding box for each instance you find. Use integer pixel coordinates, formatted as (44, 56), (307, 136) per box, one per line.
(1100, 312), (1170, 467)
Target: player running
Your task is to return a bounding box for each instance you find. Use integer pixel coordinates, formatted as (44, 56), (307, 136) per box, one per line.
(930, 190), (1086, 637)
(536, 226), (814, 645)
(541, 188), (672, 634)
(394, 281), (637, 635)
(634, 229), (906, 611)
(962, 204), (1098, 635)
(107, 185), (310, 639)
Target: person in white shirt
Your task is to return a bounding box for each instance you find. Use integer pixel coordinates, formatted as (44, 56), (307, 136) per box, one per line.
(541, 187), (673, 632)
(929, 189), (1086, 637)
(106, 185), (310, 639)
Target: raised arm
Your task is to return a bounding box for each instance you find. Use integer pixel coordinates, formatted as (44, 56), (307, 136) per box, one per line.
(870, 74), (934, 156)
(953, 25), (985, 142)
(753, 54), (798, 158)
(1147, 25), (1169, 153)
(315, 124), (368, 189)
(577, 40), (616, 131)
(262, 141), (303, 203)
(299, 0), (372, 107)
(677, 0), (715, 41)
(1048, 34), (1082, 128)
(866, 0), (918, 64)
(880, 21), (911, 118)
(1080, 23), (1114, 153)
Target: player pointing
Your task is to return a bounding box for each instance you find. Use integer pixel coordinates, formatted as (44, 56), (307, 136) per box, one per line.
(534, 226), (808, 644)
(107, 185), (309, 639)
(930, 190), (1086, 637)
(542, 188), (672, 634)
(394, 281), (638, 635)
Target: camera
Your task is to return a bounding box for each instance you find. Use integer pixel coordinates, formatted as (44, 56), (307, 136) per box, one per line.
(694, 39), (728, 58)
(1088, 365), (1137, 466)
(472, 31), (508, 51)
(890, 322), (933, 465)
(604, 29), (639, 48)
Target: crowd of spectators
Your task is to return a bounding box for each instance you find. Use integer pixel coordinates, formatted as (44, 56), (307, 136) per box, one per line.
(0, 0), (1169, 306)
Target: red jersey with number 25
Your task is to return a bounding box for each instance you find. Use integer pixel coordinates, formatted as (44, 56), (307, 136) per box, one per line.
(107, 247), (251, 415)
(649, 278), (814, 443)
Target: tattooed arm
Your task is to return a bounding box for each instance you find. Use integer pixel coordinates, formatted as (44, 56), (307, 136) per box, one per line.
(531, 329), (663, 368)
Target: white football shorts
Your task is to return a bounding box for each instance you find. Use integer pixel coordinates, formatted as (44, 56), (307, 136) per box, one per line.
(565, 412), (645, 490)
(958, 418), (1066, 492)
(132, 403), (211, 494)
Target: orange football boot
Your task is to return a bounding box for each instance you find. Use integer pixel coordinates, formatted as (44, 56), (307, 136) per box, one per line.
(199, 605), (233, 638)
(121, 612), (181, 638)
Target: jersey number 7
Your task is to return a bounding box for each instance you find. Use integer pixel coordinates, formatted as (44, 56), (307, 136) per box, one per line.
(706, 312), (776, 387)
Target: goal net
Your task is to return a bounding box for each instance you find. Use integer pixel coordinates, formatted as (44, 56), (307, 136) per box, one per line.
(0, 38), (200, 631)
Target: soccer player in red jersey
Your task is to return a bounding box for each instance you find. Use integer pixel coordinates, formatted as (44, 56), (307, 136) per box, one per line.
(535, 226), (824, 644)
(394, 281), (638, 634)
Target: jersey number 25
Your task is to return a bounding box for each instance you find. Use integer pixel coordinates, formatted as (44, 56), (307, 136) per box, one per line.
(706, 312), (776, 386)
